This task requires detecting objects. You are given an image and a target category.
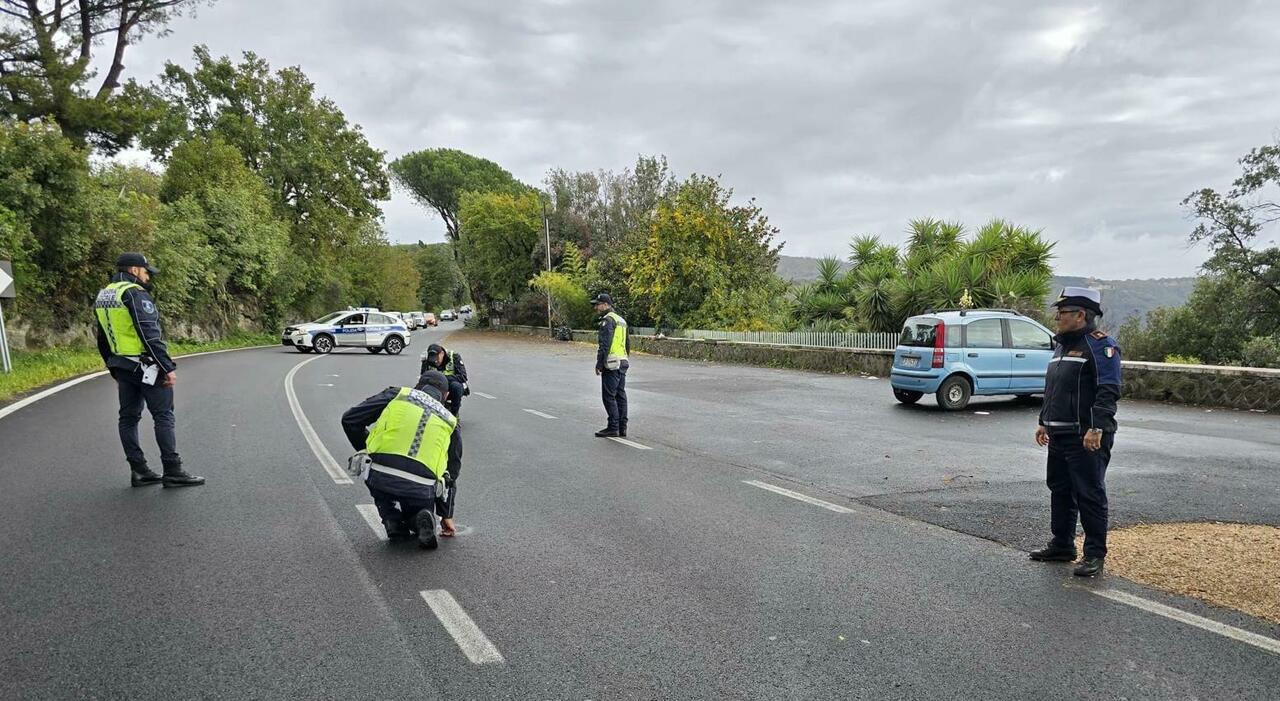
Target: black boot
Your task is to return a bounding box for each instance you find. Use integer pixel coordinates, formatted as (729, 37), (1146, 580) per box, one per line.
(129, 462), (163, 487)
(619, 424), (628, 438)
(383, 518), (412, 542)
(1073, 557), (1105, 577)
(416, 510), (438, 550)
(1029, 543), (1077, 562)
(595, 427), (619, 438)
(162, 462), (205, 488)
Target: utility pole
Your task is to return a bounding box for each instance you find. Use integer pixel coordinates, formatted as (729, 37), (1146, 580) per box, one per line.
(542, 197), (553, 336)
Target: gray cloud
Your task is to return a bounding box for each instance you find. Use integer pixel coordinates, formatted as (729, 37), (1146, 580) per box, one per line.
(124, 0), (1280, 277)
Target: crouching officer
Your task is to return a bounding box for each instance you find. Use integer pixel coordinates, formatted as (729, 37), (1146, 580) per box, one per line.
(420, 343), (468, 417)
(590, 293), (629, 438)
(1030, 287), (1122, 577)
(93, 252), (204, 487)
(341, 370), (462, 549)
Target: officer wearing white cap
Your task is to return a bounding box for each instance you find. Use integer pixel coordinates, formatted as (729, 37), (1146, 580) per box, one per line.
(1030, 287), (1121, 577)
(93, 252), (204, 487)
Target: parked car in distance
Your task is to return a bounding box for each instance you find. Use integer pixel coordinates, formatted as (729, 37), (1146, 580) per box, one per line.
(424, 312), (438, 327)
(889, 309), (1055, 410)
(459, 305), (472, 314)
(405, 311), (426, 329)
(440, 309), (457, 321)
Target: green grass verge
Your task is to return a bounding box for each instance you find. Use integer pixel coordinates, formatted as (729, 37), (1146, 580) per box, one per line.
(0, 333), (277, 404)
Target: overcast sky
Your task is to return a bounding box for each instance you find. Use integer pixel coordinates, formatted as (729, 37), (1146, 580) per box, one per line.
(123, 0), (1280, 278)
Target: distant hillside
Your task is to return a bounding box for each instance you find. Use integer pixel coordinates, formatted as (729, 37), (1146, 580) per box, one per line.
(777, 255), (1195, 325)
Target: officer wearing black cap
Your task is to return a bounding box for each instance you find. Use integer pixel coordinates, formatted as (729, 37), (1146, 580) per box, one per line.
(590, 293), (629, 438)
(93, 252), (204, 487)
(419, 343), (468, 417)
(341, 370), (463, 548)
(1030, 287), (1121, 577)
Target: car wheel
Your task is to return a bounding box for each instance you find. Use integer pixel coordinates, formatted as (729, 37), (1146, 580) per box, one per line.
(384, 336), (404, 355)
(893, 389), (923, 405)
(313, 334), (335, 354)
(367, 347), (382, 354)
(936, 375), (972, 410)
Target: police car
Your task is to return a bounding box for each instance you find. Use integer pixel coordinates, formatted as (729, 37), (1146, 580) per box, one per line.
(281, 308), (412, 355)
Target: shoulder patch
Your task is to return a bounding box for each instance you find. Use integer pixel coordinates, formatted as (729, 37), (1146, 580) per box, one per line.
(141, 300), (156, 314)
(1091, 330), (1107, 340)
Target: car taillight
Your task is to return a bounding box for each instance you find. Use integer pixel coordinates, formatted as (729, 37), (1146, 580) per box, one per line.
(932, 321), (946, 368)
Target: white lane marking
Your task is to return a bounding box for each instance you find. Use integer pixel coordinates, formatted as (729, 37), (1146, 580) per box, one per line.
(318, 383), (335, 387)
(522, 408), (557, 419)
(743, 480), (856, 514)
(609, 437), (651, 450)
(0, 344), (274, 423)
(473, 391), (496, 399)
(1092, 589), (1280, 657)
(356, 504), (387, 540)
(419, 590), (506, 665)
(284, 355), (353, 485)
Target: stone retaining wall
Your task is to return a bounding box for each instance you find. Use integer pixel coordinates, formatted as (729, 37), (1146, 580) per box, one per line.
(492, 325), (1280, 412)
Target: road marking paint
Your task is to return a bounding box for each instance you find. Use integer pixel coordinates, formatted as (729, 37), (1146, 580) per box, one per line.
(609, 437), (652, 450)
(419, 590), (506, 664)
(0, 344), (274, 423)
(473, 391), (496, 399)
(355, 504), (387, 540)
(1092, 589), (1280, 657)
(522, 408), (557, 419)
(318, 383), (335, 387)
(743, 480), (856, 514)
(284, 355), (353, 485)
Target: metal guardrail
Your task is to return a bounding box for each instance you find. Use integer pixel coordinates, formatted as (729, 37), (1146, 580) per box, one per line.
(629, 327), (899, 350)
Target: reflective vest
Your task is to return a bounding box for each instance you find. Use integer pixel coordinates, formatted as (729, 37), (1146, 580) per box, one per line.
(93, 281), (145, 357)
(366, 387), (457, 481)
(605, 311), (628, 362)
(443, 351), (460, 377)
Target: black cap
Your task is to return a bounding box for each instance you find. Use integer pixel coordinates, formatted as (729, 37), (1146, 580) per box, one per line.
(426, 343), (445, 355)
(116, 252), (159, 274)
(589, 293), (613, 305)
(416, 370), (450, 398)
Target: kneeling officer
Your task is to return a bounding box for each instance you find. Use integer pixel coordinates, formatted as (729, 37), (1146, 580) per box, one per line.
(341, 370), (462, 549)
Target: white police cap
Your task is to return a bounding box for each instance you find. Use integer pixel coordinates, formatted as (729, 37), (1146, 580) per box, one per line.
(1054, 286), (1103, 315)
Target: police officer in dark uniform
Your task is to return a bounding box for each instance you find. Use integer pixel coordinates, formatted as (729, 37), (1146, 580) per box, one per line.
(341, 370), (464, 549)
(1030, 287), (1121, 577)
(420, 343), (468, 417)
(591, 293), (630, 438)
(93, 252), (204, 488)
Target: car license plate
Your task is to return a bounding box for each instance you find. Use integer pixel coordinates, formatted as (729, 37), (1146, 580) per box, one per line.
(902, 356), (919, 368)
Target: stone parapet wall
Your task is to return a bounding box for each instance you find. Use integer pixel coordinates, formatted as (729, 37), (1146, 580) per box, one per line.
(492, 326), (1280, 412)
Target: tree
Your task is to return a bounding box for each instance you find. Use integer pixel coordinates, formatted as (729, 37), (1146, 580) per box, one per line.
(0, 0), (206, 152)
(390, 148), (527, 246)
(141, 47), (388, 251)
(413, 242), (466, 311)
(624, 173), (782, 327)
(456, 190), (542, 315)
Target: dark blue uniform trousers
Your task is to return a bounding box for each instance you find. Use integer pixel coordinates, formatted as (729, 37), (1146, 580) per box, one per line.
(112, 368), (180, 470)
(1047, 431), (1113, 558)
(601, 362), (628, 431)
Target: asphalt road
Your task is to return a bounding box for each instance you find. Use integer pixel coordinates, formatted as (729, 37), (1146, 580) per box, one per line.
(2, 323), (1278, 699)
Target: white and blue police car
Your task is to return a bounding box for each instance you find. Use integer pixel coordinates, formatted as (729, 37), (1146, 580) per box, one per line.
(282, 308), (412, 355)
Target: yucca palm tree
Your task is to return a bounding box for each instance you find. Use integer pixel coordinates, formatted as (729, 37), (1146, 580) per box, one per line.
(853, 262), (899, 331)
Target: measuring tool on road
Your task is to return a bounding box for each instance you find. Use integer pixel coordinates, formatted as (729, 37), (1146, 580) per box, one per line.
(0, 261), (15, 373)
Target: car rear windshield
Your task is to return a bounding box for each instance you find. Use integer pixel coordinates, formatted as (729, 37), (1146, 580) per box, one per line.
(899, 317), (940, 347)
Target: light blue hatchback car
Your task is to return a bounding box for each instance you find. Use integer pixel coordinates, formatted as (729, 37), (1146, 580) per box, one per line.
(889, 309), (1055, 410)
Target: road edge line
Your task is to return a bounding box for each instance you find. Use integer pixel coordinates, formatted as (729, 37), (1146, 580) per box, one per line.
(284, 354), (353, 485)
(1092, 589), (1280, 657)
(419, 589), (506, 665)
(355, 503), (388, 540)
(0, 343), (276, 423)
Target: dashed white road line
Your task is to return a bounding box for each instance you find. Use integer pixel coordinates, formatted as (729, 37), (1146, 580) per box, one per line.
(522, 408), (557, 420)
(419, 590), (506, 665)
(355, 504), (387, 540)
(743, 479), (856, 514)
(1092, 589), (1280, 657)
(284, 355), (353, 485)
(473, 391), (496, 399)
(609, 437), (652, 450)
